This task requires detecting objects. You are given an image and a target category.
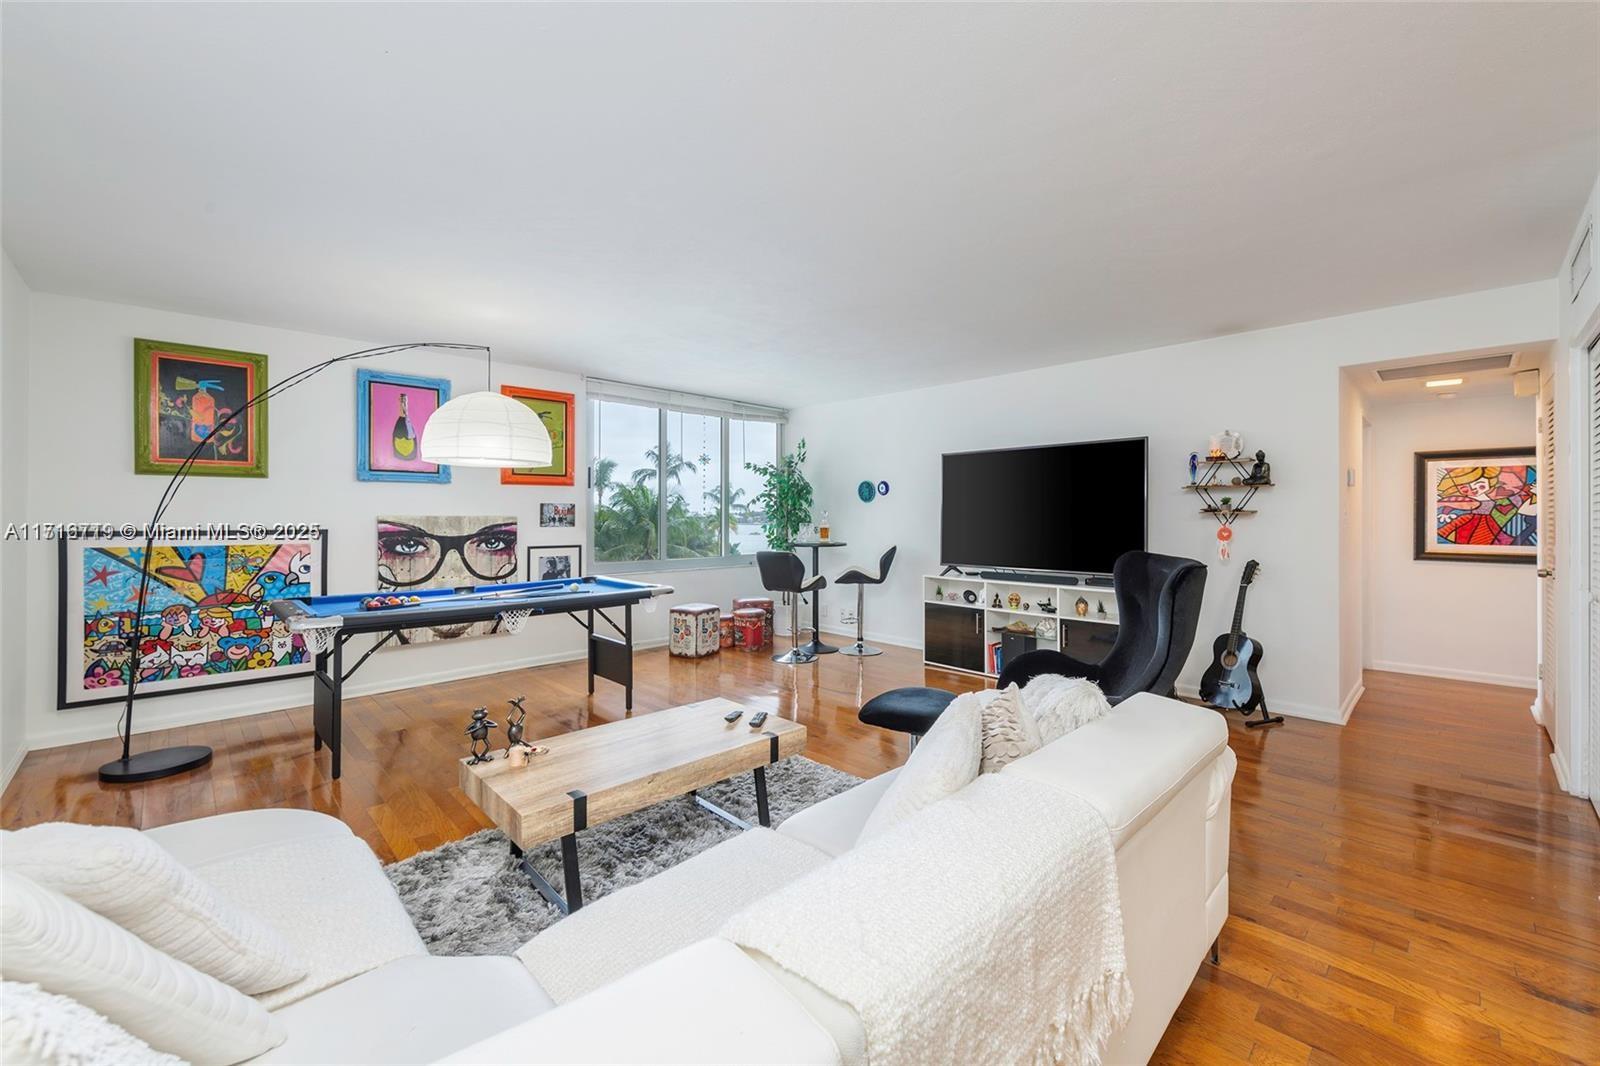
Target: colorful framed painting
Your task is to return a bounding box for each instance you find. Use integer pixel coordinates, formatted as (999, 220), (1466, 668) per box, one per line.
(356, 369), (452, 483)
(528, 544), (582, 581)
(540, 502), (577, 527)
(500, 385), (575, 485)
(133, 338), (268, 477)
(1413, 447), (1537, 564)
(376, 515), (518, 644)
(57, 528), (327, 708)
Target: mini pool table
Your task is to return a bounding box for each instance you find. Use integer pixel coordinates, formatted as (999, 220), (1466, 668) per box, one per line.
(270, 575), (673, 778)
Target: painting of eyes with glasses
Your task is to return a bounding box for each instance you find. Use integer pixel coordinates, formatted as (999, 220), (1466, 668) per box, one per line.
(375, 515), (519, 643)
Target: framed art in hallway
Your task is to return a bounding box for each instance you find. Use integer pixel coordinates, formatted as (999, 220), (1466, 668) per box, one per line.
(528, 544), (582, 581)
(501, 385), (575, 485)
(1413, 447), (1537, 563)
(57, 528), (327, 708)
(133, 338), (268, 477)
(356, 369), (452, 483)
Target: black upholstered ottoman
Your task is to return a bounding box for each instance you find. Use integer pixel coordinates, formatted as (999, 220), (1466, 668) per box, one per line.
(858, 686), (958, 745)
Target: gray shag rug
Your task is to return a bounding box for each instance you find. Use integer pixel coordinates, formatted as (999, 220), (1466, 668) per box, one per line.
(385, 756), (861, 956)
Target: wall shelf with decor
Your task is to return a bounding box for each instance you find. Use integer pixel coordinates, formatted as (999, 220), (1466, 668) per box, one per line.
(1187, 445), (1273, 559)
(922, 574), (1118, 678)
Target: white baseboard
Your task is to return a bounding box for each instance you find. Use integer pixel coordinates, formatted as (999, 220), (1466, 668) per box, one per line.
(1368, 659), (1536, 690)
(1336, 682), (1364, 725)
(26, 641), (667, 752)
(1550, 748), (1571, 791)
(1173, 684), (1348, 725)
(0, 742), (28, 792)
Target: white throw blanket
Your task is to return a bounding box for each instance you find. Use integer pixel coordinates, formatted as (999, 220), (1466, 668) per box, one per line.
(722, 773), (1131, 1066)
(1014, 674), (1112, 745)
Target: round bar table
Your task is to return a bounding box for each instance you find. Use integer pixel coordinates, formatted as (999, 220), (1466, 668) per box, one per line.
(791, 538), (846, 656)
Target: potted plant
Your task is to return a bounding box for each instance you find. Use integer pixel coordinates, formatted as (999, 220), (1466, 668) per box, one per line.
(746, 438), (814, 551)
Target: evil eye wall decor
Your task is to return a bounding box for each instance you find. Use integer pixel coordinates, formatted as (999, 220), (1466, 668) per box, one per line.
(877, 480), (890, 496)
(857, 480), (877, 502)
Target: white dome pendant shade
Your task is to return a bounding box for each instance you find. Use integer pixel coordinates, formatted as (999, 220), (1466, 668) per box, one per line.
(420, 390), (553, 468)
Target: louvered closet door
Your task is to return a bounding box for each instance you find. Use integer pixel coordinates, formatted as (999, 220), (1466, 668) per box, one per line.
(1589, 340), (1599, 819)
(1539, 374), (1558, 725)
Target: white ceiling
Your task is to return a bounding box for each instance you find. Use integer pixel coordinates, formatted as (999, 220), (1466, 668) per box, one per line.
(4, 3), (1596, 408)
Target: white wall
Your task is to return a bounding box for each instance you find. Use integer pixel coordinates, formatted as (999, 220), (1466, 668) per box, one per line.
(1363, 393), (1537, 687)
(1, 255), (32, 787)
(16, 292), (762, 752)
(788, 280), (1558, 722)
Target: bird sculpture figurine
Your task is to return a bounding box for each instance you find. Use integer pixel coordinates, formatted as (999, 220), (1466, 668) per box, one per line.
(464, 707), (498, 764)
(504, 696), (531, 755)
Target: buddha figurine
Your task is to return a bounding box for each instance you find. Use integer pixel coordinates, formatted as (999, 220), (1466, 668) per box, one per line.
(1244, 450), (1271, 485)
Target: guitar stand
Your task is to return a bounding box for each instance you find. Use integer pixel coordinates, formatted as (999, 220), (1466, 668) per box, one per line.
(1241, 692), (1284, 729)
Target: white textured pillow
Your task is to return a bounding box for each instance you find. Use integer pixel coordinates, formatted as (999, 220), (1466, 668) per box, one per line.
(0, 872), (285, 1065)
(858, 691), (982, 842)
(1018, 674), (1112, 745)
(978, 683), (1041, 773)
(1, 981), (185, 1066)
(3, 823), (304, 994)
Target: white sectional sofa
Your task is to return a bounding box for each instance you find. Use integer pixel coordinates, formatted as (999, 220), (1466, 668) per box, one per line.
(2, 692), (1233, 1065)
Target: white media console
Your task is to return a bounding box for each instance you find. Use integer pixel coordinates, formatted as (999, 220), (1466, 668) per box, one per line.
(922, 572), (1120, 678)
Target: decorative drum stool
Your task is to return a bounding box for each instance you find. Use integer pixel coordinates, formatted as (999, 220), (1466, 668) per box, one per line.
(718, 616), (735, 649)
(733, 607), (766, 652)
(669, 603), (721, 658)
(732, 597), (776, 647)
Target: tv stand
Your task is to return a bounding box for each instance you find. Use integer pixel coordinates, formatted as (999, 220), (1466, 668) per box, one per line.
(922, 573), (1119, 679)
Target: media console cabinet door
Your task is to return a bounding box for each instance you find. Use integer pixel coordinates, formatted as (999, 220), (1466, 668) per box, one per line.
(925, 603), (985, 673)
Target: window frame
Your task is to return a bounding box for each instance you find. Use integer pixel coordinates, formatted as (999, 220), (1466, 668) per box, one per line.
(587, 391), (783, 574)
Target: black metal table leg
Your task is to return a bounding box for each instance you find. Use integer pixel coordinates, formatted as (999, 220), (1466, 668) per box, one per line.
(623, 603), (634, 711)
(754, 765), (771, 827)
(561, 833), (583, 910)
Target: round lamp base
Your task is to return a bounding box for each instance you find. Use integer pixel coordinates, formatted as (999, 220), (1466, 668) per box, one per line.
(98, 745), (213, 784)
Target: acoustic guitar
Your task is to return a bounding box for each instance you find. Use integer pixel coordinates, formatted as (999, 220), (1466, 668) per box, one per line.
(1198, 560), (1282, 728)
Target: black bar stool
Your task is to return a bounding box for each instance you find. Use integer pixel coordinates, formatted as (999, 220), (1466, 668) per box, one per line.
(835, 546), (896, 657)
(756, 551), (826, 665)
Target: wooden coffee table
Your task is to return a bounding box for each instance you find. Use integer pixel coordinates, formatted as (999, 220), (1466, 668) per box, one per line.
(458, 698), (806, 913)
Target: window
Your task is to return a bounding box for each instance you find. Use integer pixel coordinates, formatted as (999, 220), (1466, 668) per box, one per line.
(589, 382), (784, 569)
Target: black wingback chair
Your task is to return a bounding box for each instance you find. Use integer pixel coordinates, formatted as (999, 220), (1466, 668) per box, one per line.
(997, 551), (1208, 704)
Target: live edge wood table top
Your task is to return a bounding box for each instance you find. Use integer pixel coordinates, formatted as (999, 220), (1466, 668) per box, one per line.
(458, 698), (807, 851)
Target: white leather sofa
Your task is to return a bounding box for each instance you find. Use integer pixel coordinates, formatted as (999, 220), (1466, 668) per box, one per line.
(456, 692), (1236, 1065)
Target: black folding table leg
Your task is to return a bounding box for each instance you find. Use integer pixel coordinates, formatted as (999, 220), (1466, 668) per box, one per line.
(754, 766), (771, 827)
(329, 638), (344, 779)
(624, 603), (634, 711)
(586, 608), (595, 697)
(561, 833), (583, 910)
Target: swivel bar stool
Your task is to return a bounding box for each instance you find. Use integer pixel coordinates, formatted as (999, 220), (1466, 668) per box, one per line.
(834, 546), (897, 657)
(756, 551), (826, 665)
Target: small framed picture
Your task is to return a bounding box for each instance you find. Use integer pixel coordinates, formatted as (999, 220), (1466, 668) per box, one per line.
(501, 386), (575, 486)
(528, 544), (582, 581)
(356, 369), (452, 483)
(133, 338), (269, 477)
(539, 502), (576, 528)
(1413, 447), (1537, 564)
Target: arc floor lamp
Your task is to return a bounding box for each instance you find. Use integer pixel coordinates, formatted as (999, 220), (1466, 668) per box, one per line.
(100, 342), (552, 784)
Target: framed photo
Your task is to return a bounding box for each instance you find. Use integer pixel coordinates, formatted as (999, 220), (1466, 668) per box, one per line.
(540, 502), (577, 527)
(376, 515), (518, 644)
(133, 338), (268, 477)
(501, 385), (575, 485)
(528, 544), (582, 581)
(1413, 447), (1537, 564)
(58, 528), (327, 708)
(356, 369), (452, 483)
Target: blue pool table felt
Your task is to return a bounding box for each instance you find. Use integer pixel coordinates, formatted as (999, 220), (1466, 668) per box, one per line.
(287, 575), (657, 618)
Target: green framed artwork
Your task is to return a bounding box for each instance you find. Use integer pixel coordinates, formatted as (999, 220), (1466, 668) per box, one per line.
(133, 338), (269, 477)
(500, 385), (574, 485)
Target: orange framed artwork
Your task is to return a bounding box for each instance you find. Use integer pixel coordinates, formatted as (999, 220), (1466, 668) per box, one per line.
(500, 385), (575, 485)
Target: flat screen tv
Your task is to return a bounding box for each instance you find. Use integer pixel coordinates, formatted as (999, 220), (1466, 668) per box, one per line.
(941, 437), (1147, 575)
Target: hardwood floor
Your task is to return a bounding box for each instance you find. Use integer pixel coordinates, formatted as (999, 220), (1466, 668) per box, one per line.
(4, 644), (1596, 1063)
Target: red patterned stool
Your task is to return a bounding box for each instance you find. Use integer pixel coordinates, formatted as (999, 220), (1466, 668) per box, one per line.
(732, 597), (776, 647)
(669, 603), (721, 658)
(733, 607), (766, 651)
(718, 616), (735, 649)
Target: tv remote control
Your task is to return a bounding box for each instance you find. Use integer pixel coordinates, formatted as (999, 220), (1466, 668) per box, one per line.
(723, 709), (743, 723)
(749, 711), (768, 728)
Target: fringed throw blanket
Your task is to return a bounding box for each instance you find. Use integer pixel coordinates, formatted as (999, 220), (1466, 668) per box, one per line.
(722, 774), (1131, 1066)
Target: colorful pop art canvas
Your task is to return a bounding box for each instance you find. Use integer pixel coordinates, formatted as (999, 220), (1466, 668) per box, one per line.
(133, 339), (269, 477)
(376, 515), (519, 644)
(58, 531), (326, 708)
(1414, 448), (1537, 564)
(356, 369), (452, 483)
(501, 386), (575, 485)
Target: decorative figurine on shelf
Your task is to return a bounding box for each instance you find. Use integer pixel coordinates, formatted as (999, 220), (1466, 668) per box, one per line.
(1007, 592), (1022, 609)
(1075, 596), (1089, 618)
(1188, 452), (1199, 484)
(1244, 450), (1272, 485)
(504, 696), (531, 756)
(464, 707), (497, 764)
(1038, 597), (1055, 615)
(1208, 429), (1243, 460)
(1096, 599), (1107, 618)
(1021, 601), (1031, 612)
(991, 593), (1003, 609)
